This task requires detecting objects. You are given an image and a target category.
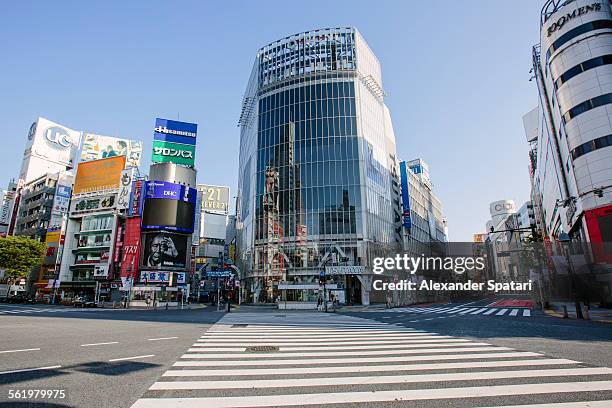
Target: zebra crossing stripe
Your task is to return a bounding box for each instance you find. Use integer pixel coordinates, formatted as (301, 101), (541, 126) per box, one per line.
(510, 309), (519, 316)
(173, 352), (542, 367)
(496, 308), (509, 316)
(483, 308), (498, 315)
(190, 338), (473, 351)
(479, 401), (612, 408)
(131, 381), (612, 408)
(162, 358), (579, 377)
(470, 308), (489, 314)
(523, 309), (532, 317)
(150, 367), (612, 390)
(181, 346), (511, 359)
(459, 308), (479, 314)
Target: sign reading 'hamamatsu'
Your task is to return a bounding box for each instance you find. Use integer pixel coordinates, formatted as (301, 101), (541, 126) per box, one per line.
(546, 3), (602, 37)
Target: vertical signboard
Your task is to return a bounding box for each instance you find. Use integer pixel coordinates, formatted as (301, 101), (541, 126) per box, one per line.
(49, 171), (73, 232)
(117, 168), (135, 211)
(399, 161), (412, 229)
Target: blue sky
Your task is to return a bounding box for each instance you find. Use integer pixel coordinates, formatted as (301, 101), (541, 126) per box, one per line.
(0, 0), (543, 241)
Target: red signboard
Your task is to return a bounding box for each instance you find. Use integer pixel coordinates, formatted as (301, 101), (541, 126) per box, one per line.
(120, 217), (141, 278)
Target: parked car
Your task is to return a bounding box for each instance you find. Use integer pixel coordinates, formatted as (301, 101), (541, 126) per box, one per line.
(73, 296), (96, 308)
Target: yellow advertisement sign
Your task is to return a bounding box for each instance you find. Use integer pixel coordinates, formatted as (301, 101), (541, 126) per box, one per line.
(74, 156), (126, 195)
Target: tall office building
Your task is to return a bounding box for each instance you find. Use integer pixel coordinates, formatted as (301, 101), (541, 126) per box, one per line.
(529, 0), (612, 247)
(236, 27), (400, 305)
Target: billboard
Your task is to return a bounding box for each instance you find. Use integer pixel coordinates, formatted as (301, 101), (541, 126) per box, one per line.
(117, 168), (135, 211)
(80, 133), (143, 168)
(151, 140), (196, 167)
(128, 180), (144, 217)
(25, 117), (81, 167)
(141, 232), (188, 269)
(120, 217), (141, 278)
(144, 181), (197, 203)
(20, 117), (82, 183)
(154, 118), (197, 146)
(49, 171), (74, 231)
(73, 156), (126, 195)
(198, 184), (230, 214)
(141, 181), (197, 233)
(140, 271), (186, 284)
(399, 161), (412, 229)
(70, 194), (116, 215)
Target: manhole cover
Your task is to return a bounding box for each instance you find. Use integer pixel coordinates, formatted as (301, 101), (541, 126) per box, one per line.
(231, 324), (248, 328)
(246, 346), (279, 352)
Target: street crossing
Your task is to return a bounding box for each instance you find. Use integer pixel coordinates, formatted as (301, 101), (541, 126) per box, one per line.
(0, 305), (117, 315)
(131, 313), (612, 408)
(389, 304), (533, 318)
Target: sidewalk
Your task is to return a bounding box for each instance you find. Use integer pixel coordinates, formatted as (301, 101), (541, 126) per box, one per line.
(545, 301), (612, 323)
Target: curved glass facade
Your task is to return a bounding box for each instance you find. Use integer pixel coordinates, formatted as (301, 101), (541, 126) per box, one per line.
(237, 28), (400, 304)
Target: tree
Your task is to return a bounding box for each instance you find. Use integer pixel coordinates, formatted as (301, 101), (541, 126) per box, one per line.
(0, 236), (46, 295)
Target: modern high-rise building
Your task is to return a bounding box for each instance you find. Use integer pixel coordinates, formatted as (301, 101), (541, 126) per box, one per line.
(529, 0), (612, 247)
(236, 27), (400, 305)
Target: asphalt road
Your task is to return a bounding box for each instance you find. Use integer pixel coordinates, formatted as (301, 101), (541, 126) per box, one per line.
(1, 301), (611, 407)
(0, 304), (222, 408)
(346, 300), (612, 368)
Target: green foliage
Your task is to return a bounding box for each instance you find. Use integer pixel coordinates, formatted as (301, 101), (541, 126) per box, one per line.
(0, 236), (46, 282)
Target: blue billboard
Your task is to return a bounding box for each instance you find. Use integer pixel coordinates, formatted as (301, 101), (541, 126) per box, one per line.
(144, 181), (197, 205)
(154, 118), (197, 146)
(399, 161), (412, 230)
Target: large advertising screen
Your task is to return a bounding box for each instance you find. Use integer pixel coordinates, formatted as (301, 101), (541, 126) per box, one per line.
(141, 181), (196, 233)
(141, 232), (188, 269)
(141, 199), (195, 233)
(73, 156), (126, 195)
(80, 133), (143, 168)
(154, 118), (197, 146)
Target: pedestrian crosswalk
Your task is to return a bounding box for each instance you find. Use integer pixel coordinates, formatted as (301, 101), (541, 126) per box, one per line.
(0, 306), (116, 315)
(389, 304), (533, 317)
(131, 313), (612, 408)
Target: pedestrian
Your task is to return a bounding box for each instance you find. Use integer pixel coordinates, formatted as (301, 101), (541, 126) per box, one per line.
(317, 295), (323, 311)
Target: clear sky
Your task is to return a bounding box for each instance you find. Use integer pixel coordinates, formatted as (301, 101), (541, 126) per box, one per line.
(0, 0), (544, 241)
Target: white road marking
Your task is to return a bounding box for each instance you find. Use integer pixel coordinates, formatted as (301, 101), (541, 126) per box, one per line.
(523, 309), (532, 317)
(0, 365), (62, 376)
(132, 381), (612, 407)
(470, 308), (488, 314)
(183, 345), (508, 359)
(479, 401), (612, 408)
(496, 308), (509, 316)
(510, 309), (519, 316)
(109, 354), (155, 362)
(483, 308), (498, 315)
(174, 352), (542, 367)
(81, 342), (118, 347)
(147, 337), (179, 341)
(163, 358), (578, 377)
(0, 348), (40, 354)
(150, 367), (612, 390)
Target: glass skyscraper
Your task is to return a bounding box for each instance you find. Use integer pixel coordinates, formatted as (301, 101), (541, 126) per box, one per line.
(236, 27), (401, 305)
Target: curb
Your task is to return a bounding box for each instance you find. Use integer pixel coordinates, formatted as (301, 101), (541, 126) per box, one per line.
(544, 308), (612, 324)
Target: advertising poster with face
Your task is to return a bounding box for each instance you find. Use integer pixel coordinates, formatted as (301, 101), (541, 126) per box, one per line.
(141, 232), (188, 269)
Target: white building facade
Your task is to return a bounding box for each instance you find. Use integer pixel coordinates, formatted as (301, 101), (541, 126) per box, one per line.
(530, 0), (612, 249)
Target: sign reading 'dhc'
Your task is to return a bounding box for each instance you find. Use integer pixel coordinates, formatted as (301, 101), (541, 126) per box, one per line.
(154, 118), (198, 146)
